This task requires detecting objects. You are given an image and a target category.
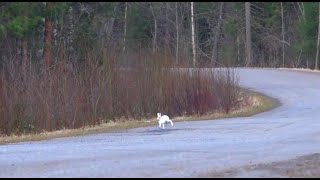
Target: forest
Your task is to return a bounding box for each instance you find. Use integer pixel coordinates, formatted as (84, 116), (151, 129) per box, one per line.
(0, 2), (318, 135)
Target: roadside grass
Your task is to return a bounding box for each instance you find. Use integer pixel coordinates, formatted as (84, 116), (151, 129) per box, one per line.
(278, 67), (320, 74)
(173, 88), (280, 121)
(0, 88), (279, 145)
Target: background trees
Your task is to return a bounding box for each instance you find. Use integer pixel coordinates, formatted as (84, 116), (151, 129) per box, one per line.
(1, 2), (320, 68)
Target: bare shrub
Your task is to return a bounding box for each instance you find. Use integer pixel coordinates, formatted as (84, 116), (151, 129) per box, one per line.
(0, 49), (240, 135)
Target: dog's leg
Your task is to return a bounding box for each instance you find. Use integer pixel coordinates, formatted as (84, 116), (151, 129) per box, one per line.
(170, 120), (173, 126)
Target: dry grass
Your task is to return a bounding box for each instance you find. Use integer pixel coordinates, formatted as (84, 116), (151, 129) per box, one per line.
(278, 67), (320, 74)
(173, 88), (278, 121)
(0, 88), (278, 145)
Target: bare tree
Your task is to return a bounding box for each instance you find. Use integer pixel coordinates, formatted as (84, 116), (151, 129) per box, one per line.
(150, 3), (157, 53)
(191, 2), (196, 67)
(22, 3), (29, 76)
(237, 34), (241, 64)
(66, 6), (75, 57)
(211, 2), (224, 65)
(316, 2), (320, 70)
(123, 2), (128, 54)
(297, 2), (305, 21)
(245, 2), (252, 66)
(281, 2), (285, 67)
(175, 2), (179, 64)
(22, 39), (28, 76)
(164, 2), (169, 60)
(43, 2), (54, 68)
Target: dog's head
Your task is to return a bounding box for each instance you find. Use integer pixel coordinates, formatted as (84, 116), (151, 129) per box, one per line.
(157, 113), (161, 120)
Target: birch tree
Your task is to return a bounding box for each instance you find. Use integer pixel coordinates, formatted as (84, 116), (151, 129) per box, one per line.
(191, 2), (196, 67)
(245, 2), (252, 66)
(123, 2), (127, 53)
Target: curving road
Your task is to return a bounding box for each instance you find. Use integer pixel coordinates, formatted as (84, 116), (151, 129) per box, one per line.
(1, 68), (320, 177)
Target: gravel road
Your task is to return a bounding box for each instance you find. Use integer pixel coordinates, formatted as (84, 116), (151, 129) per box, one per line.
(1, 68), (320, 178)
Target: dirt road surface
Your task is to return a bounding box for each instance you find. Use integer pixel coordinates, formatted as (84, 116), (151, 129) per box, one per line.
(1, 68), (320, 178)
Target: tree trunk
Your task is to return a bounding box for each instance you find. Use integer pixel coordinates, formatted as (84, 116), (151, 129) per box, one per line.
(175, 2), (179, 64)
(245, 2), (252, 67)
(301, 2), (305, 21)
(211, 2), (224, 66)
(66, 6), (74, 56)
(191, 2), (196, 67)
(22, 39), (28, 76)
(153, 18), (157, 54)
(106, 18), (115, 44)
(165, 2), (170, 61)
(150, 3), (157, 54)
(43, 2), (54, 68)
(281, 2), (285, 67)
(123, 2), (127, 54)
(315, 2), (320, 70)
(237, 35), (240, 64)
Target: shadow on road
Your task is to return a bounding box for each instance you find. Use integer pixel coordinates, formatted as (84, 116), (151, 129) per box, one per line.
(136, 127), (196, 136)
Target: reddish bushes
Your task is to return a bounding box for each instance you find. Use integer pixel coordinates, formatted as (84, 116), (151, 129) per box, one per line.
(0, 52), (239, 135)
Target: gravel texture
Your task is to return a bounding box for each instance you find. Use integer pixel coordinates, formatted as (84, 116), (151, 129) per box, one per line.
(1, 68), (320, 178)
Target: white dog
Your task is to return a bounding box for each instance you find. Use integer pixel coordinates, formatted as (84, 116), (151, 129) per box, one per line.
(157, 113), (173, 129)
